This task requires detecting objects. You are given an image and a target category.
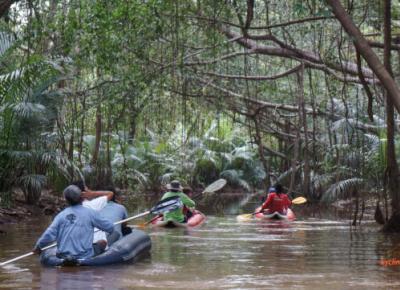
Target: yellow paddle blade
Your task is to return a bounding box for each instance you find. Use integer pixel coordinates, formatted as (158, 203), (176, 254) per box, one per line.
(292, 196), (307, 204)
(236, 213), (254, 222)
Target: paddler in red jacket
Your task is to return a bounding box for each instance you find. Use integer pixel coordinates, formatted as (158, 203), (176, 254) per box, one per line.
(260, 184), (291, 215)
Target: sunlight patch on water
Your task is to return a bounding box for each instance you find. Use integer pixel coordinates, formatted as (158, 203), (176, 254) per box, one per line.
(294, 220), (346, 225)
(135, 263), (178, 275)
(192, 227), (238, 233)
(168, 235), (288, 242)
(293, 226), (350, 231)
(119, 278), (223, 289)
(1, 264), (30, 273)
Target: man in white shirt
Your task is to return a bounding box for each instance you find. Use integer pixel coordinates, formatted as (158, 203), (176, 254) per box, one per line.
(73, 181), (119, 255)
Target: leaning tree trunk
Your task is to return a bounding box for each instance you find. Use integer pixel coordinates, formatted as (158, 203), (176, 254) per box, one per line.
(382, 0), (400, 232)
(327, 0), (400, 114)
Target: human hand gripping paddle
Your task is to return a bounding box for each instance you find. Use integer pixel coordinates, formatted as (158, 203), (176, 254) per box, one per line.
(136, 178), (227, 228)
(0, 196), (183, 267)
(236, 196), (307, 222)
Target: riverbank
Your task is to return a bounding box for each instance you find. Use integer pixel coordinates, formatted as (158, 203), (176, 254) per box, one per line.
(0, 189), (64, 231)
(0, 188), (381, 231)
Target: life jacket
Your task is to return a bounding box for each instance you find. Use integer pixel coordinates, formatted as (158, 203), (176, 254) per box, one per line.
(262, 192), (291, 214)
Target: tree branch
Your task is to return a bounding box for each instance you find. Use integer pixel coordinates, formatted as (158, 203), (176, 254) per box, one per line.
(198, 65), (301, 80)
(0, 0), (16, 18)
(217, 23), (374, 79)
(327, 0), (400, 114)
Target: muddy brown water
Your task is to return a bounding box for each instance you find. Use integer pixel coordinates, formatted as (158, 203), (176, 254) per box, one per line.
(1, 208), (400, 289)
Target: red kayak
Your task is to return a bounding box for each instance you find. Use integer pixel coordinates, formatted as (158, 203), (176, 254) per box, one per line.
(254, 206), (296, 221)
(151, 210), (206, 228)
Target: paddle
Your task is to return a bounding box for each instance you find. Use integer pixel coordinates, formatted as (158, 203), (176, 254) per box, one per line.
(137, 178), (227, 228)
(136, 214), (163, 229)
(0, 196), (182, 267)
(201, 178), (227, 194)
(292, 196), (307, 204)
(236, 196), (307, 221)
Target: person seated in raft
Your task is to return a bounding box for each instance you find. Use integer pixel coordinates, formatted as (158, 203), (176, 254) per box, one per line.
(99, 186), (131, 244)
(259, 184), (292, 215)
(33, 185), (115, 263)
(161, 180), (195, 223)
(182, 187), (195, 220)
(72, 181), (120, 254)
(261, 187), (276, 203)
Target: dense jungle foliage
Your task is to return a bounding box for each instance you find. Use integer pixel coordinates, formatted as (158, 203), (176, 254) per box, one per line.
(1, 0), (400, 229)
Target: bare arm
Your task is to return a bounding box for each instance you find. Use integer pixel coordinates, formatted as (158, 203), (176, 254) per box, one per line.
(82, 190), (114, 201)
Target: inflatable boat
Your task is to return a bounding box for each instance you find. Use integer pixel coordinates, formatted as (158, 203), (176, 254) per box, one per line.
(40, 229), (151, 267)
(151, 210), (206, 228)
(254, 206), (296, 221)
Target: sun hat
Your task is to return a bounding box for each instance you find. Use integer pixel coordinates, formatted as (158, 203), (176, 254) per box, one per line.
(167, 180), (183, 191)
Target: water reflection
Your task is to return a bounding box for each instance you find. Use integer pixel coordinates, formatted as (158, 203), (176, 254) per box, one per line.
(1, 215), (400, 289)
(37, 267), (124, 290)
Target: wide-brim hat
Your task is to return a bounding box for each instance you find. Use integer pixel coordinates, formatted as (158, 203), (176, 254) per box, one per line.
(167, 180), (183, 191)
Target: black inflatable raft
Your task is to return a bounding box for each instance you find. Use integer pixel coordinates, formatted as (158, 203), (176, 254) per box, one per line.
(40, 229), (151, 267)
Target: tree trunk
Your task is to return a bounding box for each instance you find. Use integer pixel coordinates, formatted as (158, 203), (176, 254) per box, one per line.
(78, 95), (86, 166)
(67, 95), (76, 161)
(128, 101), (137, 144)
(92, 104), (102, 166)
(352, 189), (359, 226)
(56, 79), (68, 155)
(253, 116), (270, 190)
(105, 106), (113, 184)
(297, 64), (310, 195)
(382, 0), (400, 231)
(327, 0), (400, 114)
(288, 122), (300, 195)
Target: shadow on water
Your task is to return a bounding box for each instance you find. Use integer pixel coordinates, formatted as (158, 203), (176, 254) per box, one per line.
(1, 195), (400, 289)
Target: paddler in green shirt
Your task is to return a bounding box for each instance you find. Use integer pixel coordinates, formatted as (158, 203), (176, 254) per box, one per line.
(161, 180), (195, 223)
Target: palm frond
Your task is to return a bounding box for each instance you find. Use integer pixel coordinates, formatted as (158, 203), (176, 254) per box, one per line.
(231, 145), (254, 160)
(276, 165), (302, 184)
(220, 169), (250, 190)
(0, 67), (24, 83)
(12, 102), (46, 118)
(188, 137), (204, 149)
(0, 32), (15, 56)
(132, 169), (149, 186)
(18, 174), (47, 189)
(203, 120), (217, 139)
(220, 169), (240, 182)
(311, 173), (334, 190)
(321, 177), (364, 203)
(238, 178), (251, 191)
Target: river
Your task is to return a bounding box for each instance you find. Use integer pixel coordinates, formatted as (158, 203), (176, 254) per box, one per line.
(1, 210), (400, 289)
